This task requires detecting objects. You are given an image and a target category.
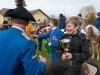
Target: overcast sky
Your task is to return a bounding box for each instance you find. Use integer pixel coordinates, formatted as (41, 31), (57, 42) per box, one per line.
(0, 0), (100, 17)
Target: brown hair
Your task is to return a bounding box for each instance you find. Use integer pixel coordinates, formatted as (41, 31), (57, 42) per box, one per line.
(50, 19), (58, 27)
(66, 16), (82, 27)
(11, 18), (29, 25)
(46, 60), (85, 75)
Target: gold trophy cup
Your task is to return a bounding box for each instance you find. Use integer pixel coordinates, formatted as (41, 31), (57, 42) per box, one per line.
(60, 38), (73, 65)
(60, 39), (70, 52)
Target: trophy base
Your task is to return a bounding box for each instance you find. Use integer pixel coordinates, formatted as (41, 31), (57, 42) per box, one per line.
(64, 48), (68, 52)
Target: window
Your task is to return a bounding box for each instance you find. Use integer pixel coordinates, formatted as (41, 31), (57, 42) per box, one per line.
(37, 19), (41, 24)
(44, 19), (46, 23)
(8, 17), (11, 21)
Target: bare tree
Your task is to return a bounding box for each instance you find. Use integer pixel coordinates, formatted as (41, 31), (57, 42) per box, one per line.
(49, 14), (56, 19)
(80, 5), (96, 25)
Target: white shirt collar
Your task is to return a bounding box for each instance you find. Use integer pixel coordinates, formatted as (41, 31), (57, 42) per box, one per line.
(12, 26), (24, 32)
(52, 27), (57, 31)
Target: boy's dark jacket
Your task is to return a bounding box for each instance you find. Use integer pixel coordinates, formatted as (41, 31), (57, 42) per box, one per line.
(56, 31), (90, 65)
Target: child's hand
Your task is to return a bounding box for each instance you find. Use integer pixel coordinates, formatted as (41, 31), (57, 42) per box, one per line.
(65, 53), (72, 59)
(61, 53), (67, 60)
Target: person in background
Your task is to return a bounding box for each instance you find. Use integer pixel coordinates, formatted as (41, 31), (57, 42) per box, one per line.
(77, 13), (86, 35)
(78, 14), (91, 47)
(36, 19), (63, 62)
(58, 14), (66, 32)
(56, 16), (90, 66)
(36, 26), (44, 51)
(77, 14), (85, 29)
(0, 0), (47, 75)
(37, 25), (51, 52)
(1, 20), (9, 31)
(94, 12), (100, 32)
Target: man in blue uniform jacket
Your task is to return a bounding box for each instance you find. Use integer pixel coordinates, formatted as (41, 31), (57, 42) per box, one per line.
(36, 19), (63, 62)
(0, 0), (47, 75)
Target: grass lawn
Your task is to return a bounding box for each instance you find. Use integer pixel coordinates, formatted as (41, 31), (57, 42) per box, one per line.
(35, 39), (51, 69)
(35, 39), (100, 74)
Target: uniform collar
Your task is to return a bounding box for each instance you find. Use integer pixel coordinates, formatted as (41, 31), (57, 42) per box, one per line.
(52, 27), (57, 31)
(12, 26), (24, 32)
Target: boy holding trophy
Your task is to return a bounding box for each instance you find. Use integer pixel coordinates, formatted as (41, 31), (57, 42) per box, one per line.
(56, 16), (90, 65)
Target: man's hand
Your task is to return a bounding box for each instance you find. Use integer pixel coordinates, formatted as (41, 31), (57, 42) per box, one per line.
(39, 55), (47, 64)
